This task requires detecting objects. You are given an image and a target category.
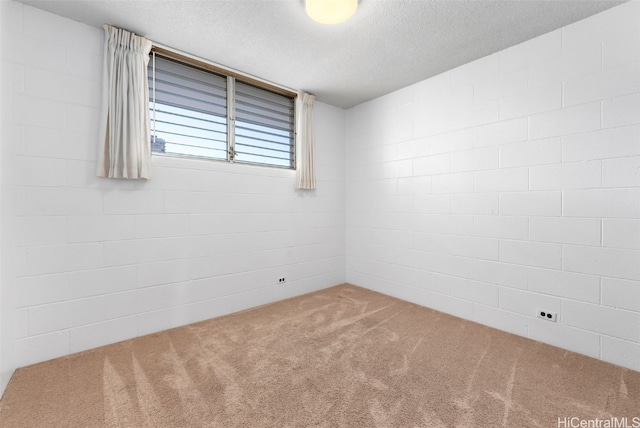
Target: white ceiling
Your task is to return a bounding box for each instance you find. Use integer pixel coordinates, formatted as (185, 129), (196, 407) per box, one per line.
(21, 0), (628, 108)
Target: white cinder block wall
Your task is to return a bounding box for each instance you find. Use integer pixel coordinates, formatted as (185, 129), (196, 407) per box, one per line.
(345, 1), (640, 372)
(0, 0), (6, 398)
(0, 1), (346, 393)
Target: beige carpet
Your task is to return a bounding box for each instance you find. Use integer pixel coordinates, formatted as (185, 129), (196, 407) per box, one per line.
(0, 284), (638, 427)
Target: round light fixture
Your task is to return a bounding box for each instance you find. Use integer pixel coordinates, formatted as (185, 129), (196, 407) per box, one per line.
(305, 0), (358, 25)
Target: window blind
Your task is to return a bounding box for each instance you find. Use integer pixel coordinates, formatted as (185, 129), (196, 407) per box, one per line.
(149, 55), (228, 159)
(148, 50), (296, 169)
(234, 81), (295, 168)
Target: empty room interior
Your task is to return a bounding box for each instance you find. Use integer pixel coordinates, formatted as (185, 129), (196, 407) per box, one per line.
(0, 0), (639, 426)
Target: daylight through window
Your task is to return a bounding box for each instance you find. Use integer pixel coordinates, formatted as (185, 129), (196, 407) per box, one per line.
(148, 51), (296, 169)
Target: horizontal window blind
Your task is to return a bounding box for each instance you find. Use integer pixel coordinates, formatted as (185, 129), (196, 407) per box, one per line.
(148, 50), (296, 169)
(149, 55), (228, 159)
(234, 81), (295, 168)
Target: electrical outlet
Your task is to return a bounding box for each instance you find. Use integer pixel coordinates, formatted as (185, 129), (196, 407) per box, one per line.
(536, 308), (557, 322)
(278, 277), (286, 284)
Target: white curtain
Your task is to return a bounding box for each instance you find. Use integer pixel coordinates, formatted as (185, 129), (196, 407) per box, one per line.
(97, 25), (153, 179)
(295, 91), (316, 190)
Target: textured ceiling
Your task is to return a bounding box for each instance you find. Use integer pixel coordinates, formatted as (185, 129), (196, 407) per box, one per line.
(20, 0), (628, 108)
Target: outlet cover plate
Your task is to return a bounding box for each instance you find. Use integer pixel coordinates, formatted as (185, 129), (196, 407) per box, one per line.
(536, 308), (557, 322)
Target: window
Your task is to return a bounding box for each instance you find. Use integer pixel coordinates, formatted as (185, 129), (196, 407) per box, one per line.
(148, 50), (296, 169)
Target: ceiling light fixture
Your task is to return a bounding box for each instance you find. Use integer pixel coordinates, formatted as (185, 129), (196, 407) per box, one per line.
(305, 0), (358, 25)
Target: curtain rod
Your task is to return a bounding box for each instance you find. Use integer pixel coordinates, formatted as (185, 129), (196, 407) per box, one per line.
(151, 41), (298, 98)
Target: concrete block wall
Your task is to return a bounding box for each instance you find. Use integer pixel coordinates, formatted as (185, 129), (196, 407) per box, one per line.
(0, 1), (345, 393)
(345, 1), (640, 371)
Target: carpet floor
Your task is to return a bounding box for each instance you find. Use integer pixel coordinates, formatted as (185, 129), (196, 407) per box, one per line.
(0, 284), (638, 427)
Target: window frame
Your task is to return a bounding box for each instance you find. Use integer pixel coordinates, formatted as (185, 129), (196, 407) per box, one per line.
(149, 46), (298, 169)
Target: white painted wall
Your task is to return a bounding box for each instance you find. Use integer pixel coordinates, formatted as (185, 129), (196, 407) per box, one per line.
(0, 0), (22, 396)
(0, 0), (6, 396)
(346, 1), (640, 372)
(0, 1), (346, 394)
